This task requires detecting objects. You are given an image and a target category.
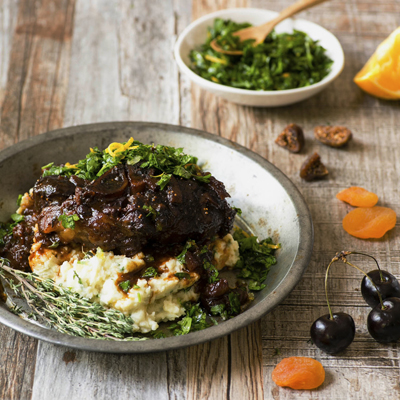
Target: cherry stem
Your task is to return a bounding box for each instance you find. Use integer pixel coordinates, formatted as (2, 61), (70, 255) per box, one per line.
(342, 259), (384, 309)
(344, 251), (383, 281)
(324, 258), (337, 320)
(324, 252), (386, 319)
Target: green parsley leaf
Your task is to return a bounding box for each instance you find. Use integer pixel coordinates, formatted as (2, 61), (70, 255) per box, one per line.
(169, 302), (210, 335)
(142, 205), (158, 219)
(10, 214), (24, 223)
(174, 272), (191, 280)
(16, 194), (23, 207)
(228, 292), (241, 315)
(177, 240), (196, 264)
(119, 280), (131, 292)
(233, 229), (278, 291)
(232, 206), (242, 216)
(151, 330), (166, 339)
(203, 261), (219, 283)
(210, 303), (228, 320)
(156, 173), (172, 190)
(58, 213), (80, 229)
(141, 267), (158, 279)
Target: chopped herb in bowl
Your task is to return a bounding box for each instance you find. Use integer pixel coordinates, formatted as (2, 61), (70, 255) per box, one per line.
(189, 18), (333, 91)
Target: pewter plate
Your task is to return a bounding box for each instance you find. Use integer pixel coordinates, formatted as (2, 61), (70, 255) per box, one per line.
(0, 122), (313, 353)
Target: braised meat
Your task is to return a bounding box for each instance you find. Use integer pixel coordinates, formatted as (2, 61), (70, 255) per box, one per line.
(22, 164), (235, 259)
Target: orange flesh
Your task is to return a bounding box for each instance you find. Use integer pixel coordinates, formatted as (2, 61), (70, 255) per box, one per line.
(272, 357), (325, 390)
(336, 187), (378, 207)
(342, 206), (396, 239)
(354, 27), (400, 99)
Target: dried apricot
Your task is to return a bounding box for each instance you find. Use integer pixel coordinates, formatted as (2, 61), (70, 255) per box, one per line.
(342, 206), (396, 239)
(336, 187), (378, 207)
(272, 357), (325, 390)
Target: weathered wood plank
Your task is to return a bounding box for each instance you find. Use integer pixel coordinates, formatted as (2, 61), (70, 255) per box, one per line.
(0, 0), (19, 106)
(33, 347), (171, 400)
(0, 0), (75, 148)
(186, 339), (230, 400)
(0, 1), (75, 399)
(230, 321), (264, 400)
(0, 326), (37, 400)
(32, 1), (190, 399)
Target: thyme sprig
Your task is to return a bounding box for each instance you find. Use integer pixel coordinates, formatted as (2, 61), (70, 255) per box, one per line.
(0, 262), (146, 341)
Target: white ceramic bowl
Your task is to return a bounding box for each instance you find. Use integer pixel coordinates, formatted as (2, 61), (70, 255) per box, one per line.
(174, 8), (345, 107)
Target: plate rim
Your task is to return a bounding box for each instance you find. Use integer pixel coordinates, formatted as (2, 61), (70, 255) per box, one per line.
(0, 121), (313, 353)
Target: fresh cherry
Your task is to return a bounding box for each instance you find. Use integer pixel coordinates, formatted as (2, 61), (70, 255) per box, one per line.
(361, 270), (400, 308)
(311, 312), (355, 354)
(367, 297), (400, 343)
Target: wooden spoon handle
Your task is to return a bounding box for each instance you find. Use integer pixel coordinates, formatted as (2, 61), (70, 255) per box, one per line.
(260, 0), (329, 33)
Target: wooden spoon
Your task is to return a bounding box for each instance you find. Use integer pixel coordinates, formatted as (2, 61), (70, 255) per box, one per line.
(210, 0), (328, 55)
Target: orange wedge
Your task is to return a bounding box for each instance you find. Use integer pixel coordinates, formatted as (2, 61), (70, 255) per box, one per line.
(354, 27), (400, 100)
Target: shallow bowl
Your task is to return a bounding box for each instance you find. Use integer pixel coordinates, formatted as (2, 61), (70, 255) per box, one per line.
(0, 122), (313, 353)
(174, 8), (345, 107)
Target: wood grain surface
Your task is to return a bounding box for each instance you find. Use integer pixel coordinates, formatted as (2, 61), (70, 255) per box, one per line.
(0, 0), (399, 399)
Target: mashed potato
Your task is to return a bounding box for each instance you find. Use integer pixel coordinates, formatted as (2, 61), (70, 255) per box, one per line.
(30, 234), (239, 333)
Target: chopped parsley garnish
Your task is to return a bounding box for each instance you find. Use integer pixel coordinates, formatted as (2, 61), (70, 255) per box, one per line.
(176, 239), (196, 264)
(142, 205), (158, 219)
(58, 213), (79, 229)
(232, 206), (242, 216)
(169, 303), (209, 335)
(16, 194), (23, 207)
(0, 213), (25, 246)
(210, 304), (228, 320)
(41, 138), (211, 190)
(190, 18), (333, 91)
(228, 292), (241, 314)
(119, 280), (131, 292)
(10, 213), (24, 223)
(141, 267), (158, 279)
(48, 241), (60, 249)
(203, 261), (219, 283)
(200, 245), (209, 254)
(151, 330), (166, 339)
(233, 229), (278, 291)
(174, 272), (191, 280)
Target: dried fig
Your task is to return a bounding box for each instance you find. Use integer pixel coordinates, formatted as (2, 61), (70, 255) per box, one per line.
(300, 152), (328, 181)
(314, 126), (352, 148)
(275, 124), (305, 153)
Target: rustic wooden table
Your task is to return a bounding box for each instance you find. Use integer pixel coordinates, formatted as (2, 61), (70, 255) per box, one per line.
(1, 0), (399, 399)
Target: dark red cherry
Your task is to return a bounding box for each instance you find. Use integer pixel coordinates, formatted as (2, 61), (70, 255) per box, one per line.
(367, 297), (400, 343)
(361, 270), (400, 308)
(310, 312), (355, 354)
